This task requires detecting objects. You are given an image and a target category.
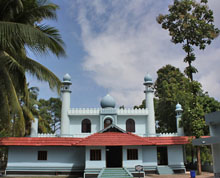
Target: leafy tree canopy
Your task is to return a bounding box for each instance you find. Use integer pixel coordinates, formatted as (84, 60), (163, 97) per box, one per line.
(135, 65), (220, 135)
(157, 0), (220, 81)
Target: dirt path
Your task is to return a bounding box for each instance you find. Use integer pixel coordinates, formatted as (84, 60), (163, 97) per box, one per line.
(146, 172), (214, 178)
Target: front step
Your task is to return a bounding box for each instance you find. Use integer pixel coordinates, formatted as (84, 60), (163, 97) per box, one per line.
(98, 168), (133, 178)
(157, 166), (174, 175)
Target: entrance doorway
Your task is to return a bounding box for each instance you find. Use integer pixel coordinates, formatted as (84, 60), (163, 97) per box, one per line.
(106, 146), (122, 167)
(157, 146), (168, 165)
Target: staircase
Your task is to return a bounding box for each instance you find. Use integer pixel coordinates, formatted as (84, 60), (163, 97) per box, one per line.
(98, 168), (133, 178)
(157, 166), (174, 175)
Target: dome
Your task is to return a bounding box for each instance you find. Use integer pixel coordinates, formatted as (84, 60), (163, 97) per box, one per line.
(33, 104), (39, 111)
(144, 74), (153, 84)
(63, 73), (71, 81)
(100, 94), (116, 108)
(175, 103), (183, 112)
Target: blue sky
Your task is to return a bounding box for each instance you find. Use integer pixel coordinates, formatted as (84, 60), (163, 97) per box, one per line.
(27, 0), (220, 108)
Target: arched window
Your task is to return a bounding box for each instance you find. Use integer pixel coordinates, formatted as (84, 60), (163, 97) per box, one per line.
(82, 119), (91, 133)
(104, 118), (112, 129)
(126, 119), (135, 132)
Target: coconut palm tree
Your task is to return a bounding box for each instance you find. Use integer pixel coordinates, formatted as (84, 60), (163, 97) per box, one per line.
(0, 0), (65, 136)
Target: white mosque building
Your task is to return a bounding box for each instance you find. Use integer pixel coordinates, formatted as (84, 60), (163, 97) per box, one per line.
(0, 74), (189, 177)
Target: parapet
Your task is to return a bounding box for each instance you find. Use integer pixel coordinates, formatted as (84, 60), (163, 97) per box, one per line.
(67, 108), (148, 116)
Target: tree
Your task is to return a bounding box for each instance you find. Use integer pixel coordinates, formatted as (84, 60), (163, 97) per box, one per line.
(154, 65), (192, 133)
(157, 0), (220, 174)
(0, 0), (65, 136)
(38, 98), (61, 133)
(154, 65), (220, 173)
(157, 0), (219, 81)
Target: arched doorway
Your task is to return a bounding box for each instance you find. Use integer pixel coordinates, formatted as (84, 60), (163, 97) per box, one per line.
(104, 118), (112, 128)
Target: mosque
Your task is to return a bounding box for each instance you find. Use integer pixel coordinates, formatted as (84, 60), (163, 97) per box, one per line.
(0, 74), (190, 177)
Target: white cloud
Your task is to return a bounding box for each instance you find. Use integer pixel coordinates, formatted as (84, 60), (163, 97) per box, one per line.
(71, 0), (220, 107)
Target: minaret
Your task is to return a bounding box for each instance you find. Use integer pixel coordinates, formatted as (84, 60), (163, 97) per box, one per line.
(175, 103), (184, 136)
(61, 73), (72, 136)
(30, 104), (39, 137)
(144, 74), (156, 136)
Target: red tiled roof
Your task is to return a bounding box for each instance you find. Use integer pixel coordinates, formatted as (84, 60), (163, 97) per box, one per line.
(144, 136), (190, 145)
(0, 137), (82, 146)
(76, 132), (152, 146)
(0, 133), (191, 146)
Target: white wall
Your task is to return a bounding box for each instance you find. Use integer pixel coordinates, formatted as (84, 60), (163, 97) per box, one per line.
(142, 146), (157, 166)
(212, 143), (220, 173)
(167, 145), (184, 166)
(117, 116), (146, 134)
(69, 115), (100, 134)
(123, 146), (143, 168)
(7, 146), (85, 171)
(85, 146), (106, 169)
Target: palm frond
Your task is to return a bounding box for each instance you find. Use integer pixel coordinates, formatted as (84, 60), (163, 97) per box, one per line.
(0, 0), (23, 21)
(0, 21), (65, 57)
(0, 50), (24, 72)
(0, 79), (10, 130)
(22, 105), (35, 121)
(17, 56), (61, 93)
(15, 1), (58, 24)
(0, 66), (25, 136)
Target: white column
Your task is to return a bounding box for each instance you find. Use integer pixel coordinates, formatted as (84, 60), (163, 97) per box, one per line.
(176, 117), (184, 136)
(175, 103), (184, 136)
(30, 117), (38, 137)
(61, 90), (71, 136)
(212, 144), (220, 177)
(145, 87), (156, 135)
(60, 74), (72, 137)
(144, 74), (156, 136)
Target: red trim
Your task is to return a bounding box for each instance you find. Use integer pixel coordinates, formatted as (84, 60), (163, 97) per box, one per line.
(0, 132), (191, 146)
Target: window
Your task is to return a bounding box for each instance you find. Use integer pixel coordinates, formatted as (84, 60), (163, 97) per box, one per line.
(82, 119), (91, 133)
(38, 151), (47, 160)
(126, 119), (135, 132)
(90, 149), (101, 160)
(104, 118), (112, 128)
(127, 149), (138, 160)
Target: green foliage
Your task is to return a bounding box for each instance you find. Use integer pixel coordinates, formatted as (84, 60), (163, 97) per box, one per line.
(38, 98), (61, 133)
(157, 0), (220, 81)
(138, 65), (220, 135)
(0, 0), (65, 136)
(154, 65), (192, 132)
(200, 146), (212, 164)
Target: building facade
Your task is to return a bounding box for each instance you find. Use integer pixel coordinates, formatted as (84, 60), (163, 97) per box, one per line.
(0, 74), (189, 176)
(193, 111), (220, 178)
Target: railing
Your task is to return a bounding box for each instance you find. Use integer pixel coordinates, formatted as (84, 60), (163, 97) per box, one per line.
(36, 132), (180, 138)
(37, 133), (56, 137)
(117, 108), (148, 115)
(138, 132), (180, 137)
(68, 108), (148, 115)
(66, 133), (92, 138)
(68, 108), (100, 115)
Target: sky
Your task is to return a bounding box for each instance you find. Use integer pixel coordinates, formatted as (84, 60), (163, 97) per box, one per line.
(27, 0), (220, 108)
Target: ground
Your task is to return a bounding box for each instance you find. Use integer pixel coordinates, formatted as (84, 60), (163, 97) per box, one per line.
(2, 172), (214, 178)
(146, 172), (214, 178)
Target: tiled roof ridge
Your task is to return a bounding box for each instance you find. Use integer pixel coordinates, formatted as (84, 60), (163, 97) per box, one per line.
(126, 132), (154, 144)
(74, 132), (99, 145)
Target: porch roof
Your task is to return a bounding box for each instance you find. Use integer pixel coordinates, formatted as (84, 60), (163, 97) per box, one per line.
(76, 132), (151, 146)
(143, 136), (190, 145)
(0, 133), (190, 146)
